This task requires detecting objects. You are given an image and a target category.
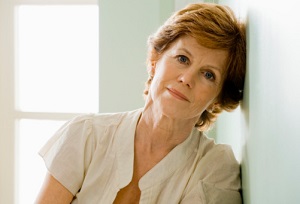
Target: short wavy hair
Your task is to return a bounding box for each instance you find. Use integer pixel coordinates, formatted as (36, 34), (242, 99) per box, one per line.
(144, 3), (246, 131)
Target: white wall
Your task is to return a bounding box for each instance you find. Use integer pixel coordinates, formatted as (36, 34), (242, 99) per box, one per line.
(98, 0), (173, 112)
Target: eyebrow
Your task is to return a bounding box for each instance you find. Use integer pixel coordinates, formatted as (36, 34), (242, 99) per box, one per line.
(178, 48), (193, 57)
(203, 65), (221, 71)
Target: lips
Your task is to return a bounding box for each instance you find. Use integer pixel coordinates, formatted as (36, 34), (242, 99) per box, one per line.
(167, 88), (190, 102)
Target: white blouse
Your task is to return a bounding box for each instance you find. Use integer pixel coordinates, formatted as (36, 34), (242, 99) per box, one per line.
(39, 108), (242, 204)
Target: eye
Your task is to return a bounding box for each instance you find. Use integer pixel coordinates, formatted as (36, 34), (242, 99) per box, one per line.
(177, 55), (189, 64)
(203, 71), (215, 81)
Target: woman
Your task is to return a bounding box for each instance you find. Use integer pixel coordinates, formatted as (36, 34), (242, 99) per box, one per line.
(36, 3), (246, 204)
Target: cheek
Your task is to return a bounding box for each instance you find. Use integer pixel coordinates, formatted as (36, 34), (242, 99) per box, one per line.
(154, 57), (176, 77)
(149, 75), (163, 98)
(192, 86), (219, 108)
(150, 67), (170, 94)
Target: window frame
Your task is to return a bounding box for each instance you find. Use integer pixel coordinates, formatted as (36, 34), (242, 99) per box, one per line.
(0, 0), (99, 203)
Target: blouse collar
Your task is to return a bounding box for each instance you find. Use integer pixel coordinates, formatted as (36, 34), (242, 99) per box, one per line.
(115, 109), (201, 190)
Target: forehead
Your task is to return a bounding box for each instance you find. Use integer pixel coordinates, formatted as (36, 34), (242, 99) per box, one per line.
(167, 35), (229, 69)
(170, 35), (227, 54)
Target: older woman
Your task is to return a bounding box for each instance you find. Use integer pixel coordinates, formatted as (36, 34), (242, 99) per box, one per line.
(36, 3), (246, 204)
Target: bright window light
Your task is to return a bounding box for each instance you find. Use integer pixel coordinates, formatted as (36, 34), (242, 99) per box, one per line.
(16, 119), (66, 204)
(14, 4), (99, 204)
(16, 5), (99, 113)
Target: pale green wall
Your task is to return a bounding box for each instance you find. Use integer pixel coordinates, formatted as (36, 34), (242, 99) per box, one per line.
(98, 0), (173, 112)
(217, 0), (300, 203)
(242, 1), (300, 203)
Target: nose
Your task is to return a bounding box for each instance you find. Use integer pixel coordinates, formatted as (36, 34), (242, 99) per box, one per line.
(178, 70), (195, 88)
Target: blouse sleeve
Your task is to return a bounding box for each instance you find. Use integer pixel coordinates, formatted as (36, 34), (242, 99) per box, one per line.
(39, 114), (96, 195)
(181, 145), (242, 204)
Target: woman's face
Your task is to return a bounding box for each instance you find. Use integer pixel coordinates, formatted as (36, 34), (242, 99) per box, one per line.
(148, 35), (228, 122)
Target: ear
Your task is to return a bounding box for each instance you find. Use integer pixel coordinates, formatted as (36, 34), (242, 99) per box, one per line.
(147, 48), (159, 75)
(148, 61), (156, 76)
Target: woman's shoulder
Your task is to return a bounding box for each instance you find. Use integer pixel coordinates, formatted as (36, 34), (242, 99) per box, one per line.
(181, 132), (242, 203)
(69, 108), (143, 128)
(196, 133), (241, 188)
(199, 133), (238, 164)
(43, 108), (142, 150)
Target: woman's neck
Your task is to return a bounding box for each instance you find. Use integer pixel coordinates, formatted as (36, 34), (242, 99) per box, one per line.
(135, 104), (197, 153)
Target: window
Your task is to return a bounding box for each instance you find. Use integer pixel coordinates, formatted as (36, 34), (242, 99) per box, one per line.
(0, 0), (99, 203)
(16, 4), (99, 113)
